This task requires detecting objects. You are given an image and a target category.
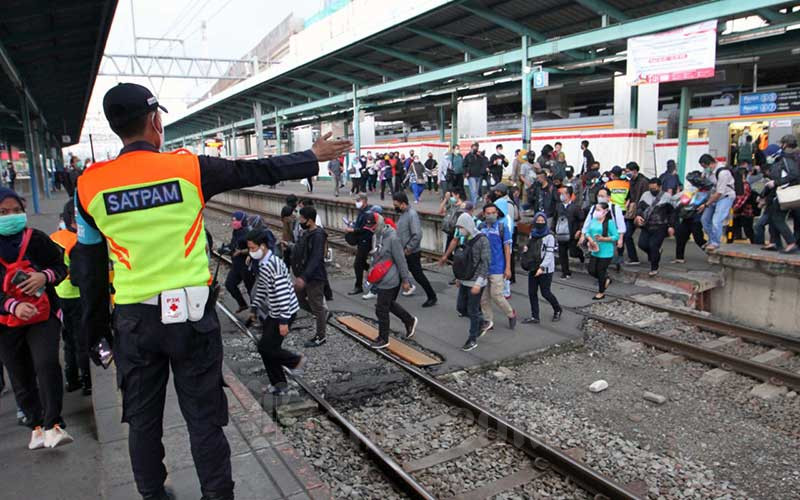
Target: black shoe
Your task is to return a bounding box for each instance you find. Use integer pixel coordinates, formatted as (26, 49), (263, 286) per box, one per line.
(65, 380), (82, 393)
(479, 320), (493, 338)
(347, 288), (364, 296)
(552, 310), (562, 322)
(142, 486), (176, 500)
(405, 317), (418, 339)
(421, 298), (437, 308)
(461, 339), (478, 352)
(371, 338), (390, 349)
(200, 491), (233, 500)
(522, 317), (540, 324)
(17, 414), (32, 427)
(304, 336), (327, 348)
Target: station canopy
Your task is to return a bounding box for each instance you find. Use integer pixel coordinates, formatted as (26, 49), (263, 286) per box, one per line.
(0, 1), (117, 149)
(162, 0), (800, 145)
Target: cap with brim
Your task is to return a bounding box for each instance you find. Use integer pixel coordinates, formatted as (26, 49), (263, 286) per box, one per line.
(103, 83), (168, 129)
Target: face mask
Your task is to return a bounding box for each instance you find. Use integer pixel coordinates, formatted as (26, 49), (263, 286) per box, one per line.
(152, 115), (164, 151)
(449, 197), (457, 204)
(485, 214), (498, 224)
(58, 221), (67, 230)
(560, 194), (568, 203)
(649, 189), (660, 196)
(534, 221), (546, 230)
(597, 196), (609, 204)
(299, 221), (310, 231)
(231, 220), (243, 230)
(0, 213), (27, 236)
(394, 205), (404, 213)
(601, 176), (609, 183)
(355, 201), (364, 209)
(249, 248), (265, 260)
(593, 210), (606, 220)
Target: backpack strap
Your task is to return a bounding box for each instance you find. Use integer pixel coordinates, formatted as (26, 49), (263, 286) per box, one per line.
(0, 228), (32, 268)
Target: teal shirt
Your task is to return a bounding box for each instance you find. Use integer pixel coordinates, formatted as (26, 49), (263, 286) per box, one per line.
(585, 218), (619, 258)
(452, 154), (464, 175)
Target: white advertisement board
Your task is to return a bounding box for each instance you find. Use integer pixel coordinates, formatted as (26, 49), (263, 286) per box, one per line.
(627, 21), (717, 85)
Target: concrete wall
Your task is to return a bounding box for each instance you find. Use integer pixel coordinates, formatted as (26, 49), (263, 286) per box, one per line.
(709, 251), (800, 337)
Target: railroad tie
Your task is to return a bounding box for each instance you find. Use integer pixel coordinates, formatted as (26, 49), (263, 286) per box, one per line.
(336, 315), (441, 367)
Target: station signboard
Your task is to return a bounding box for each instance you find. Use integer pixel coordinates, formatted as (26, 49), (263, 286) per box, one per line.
(627, 20), (717, 85)
(532, 70), (549, 89)
(740, 90), (800, 116)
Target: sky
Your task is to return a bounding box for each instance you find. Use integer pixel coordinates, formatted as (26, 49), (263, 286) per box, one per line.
(66, 0), (321, 160)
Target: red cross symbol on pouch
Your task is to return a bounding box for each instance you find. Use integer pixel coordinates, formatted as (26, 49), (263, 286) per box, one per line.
(170, 303), (178, 312)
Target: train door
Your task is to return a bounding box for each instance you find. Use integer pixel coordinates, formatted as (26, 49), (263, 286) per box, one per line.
(728, 121), (768, 166)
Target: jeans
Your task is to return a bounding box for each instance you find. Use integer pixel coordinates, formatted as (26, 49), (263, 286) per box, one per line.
(298, 280), (328, 338)
(588, 256), (612, 293)
(453, 173), (465, 193)
(480, 274), (514, 323)
(467, 176), (480, 204)
(380, 178), (392, 199)
(767, 202), (797, 246)
(257, 316), (301, 387)
(527, 272), (561, 319)
(624, 218), (639, 262)
(675, 217), (705, 260)
(394, 175), (404, 194)
(754, 210), (780, 246)
(457, 285), (484, 342)
(375, 286), (414, 342)
(411, 183), (425, 202)
(557, 238), (582, 275)
(700, 196), (734, 247)
(406, 252), (437, 301)
(333, 176), (341, 196)
(637, 225), (669, 271)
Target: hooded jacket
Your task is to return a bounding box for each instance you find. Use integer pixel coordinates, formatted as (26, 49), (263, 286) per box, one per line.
(454, 213), (489, 287)
(369, 221), (410, 290)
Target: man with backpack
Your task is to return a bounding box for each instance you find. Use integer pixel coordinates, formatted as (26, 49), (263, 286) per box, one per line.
(698, 154), (736, 252)
(554, 185), (584, 279)
(478, 203), (516, 334)
(292, 206), (329, 347)
(451, 213), (490, 352)
(635, 178), (676, 276)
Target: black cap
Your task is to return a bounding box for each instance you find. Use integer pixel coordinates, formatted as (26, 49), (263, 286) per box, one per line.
(103, 83), (168, 129)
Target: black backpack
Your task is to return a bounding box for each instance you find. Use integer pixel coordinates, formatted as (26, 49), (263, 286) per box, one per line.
(452, 233), (484, 280)
(520, 235), (544, 271)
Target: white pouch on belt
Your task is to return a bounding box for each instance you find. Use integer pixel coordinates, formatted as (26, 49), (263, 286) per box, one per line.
(161, 289), (189, 324)
(185, 286), (210, 322)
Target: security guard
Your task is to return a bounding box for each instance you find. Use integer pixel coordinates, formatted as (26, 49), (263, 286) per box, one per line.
(73, 83), (350, 500)
(50, 199), (91, 396)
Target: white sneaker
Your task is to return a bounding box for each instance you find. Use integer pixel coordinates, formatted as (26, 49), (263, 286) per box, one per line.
(401, 284), (416, 296)
(44, 425), (73, 448)
(362, 291), (377, 300)
(29, 427), (45, 450)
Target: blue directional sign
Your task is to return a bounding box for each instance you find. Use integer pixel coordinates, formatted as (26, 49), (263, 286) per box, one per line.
(740, 90), (800, 115)
(532, 70), (549, 89)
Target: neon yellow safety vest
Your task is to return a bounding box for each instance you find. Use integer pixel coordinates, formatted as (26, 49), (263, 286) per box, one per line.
(49, 229), (80, 299)
(77, 149), (211, 304)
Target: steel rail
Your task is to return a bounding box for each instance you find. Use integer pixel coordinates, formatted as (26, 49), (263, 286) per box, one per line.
(582, 312), (800, 392)
(216, 299), (437, 500)
(326, 320), (641, 500)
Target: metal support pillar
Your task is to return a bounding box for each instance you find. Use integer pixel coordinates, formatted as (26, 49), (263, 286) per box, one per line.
(253, 101), (264, 159)
(275, 109), (283, 155)
(676, 87), (692, 182)
(19, 92), (39, 213)
(231, 124), (237, 159)
(352, 84), (361, 158)
(287, 125), (294, 153)
(38, 125), (51, 199)
(450, 92), (458, 149)
(753, 62), (758, 92)
(629, 86), (638, 129)
(521, 36), (532, 152)
(438, 106), (446, 143)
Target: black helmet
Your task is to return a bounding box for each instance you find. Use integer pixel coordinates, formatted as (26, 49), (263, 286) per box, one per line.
(780, 134), (798, 148)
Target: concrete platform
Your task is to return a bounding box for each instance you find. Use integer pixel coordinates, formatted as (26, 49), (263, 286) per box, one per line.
(708, 243), (800, 337)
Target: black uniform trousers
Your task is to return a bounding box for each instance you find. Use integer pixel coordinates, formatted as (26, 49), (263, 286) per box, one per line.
(353, 243), (370, 292)
(675, 217), (706, 260)
(60, 297), (90, 386)
(257, 316), (301, 388)
(0, 316), (63, 429)
(637, 225), (669, 271)
(225, 255), (251, 309)
(113, 303), (233, 498)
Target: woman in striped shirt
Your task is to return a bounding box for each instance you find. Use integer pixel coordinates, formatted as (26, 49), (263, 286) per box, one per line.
(246, 230), (305, 396)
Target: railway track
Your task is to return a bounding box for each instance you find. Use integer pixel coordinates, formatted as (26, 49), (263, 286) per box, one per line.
(207, 200), (800, 393)
(214, 294), (642, 500)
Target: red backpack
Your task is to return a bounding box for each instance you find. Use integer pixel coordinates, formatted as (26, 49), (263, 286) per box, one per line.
(0, 229), (51, 328)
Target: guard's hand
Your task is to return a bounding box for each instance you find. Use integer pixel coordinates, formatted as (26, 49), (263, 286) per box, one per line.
(470, 284), (481, 295)
(13, 302), (37, 321)
(312, 132), (352, 162)
(19, 272), (46, 296)
(279, 324), (289, 336)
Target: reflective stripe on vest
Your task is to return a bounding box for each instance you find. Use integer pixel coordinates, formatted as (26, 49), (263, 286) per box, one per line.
(50, 229), (81, 299)
(605, 179), (630, 211)
(77, 149), (210, 304)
